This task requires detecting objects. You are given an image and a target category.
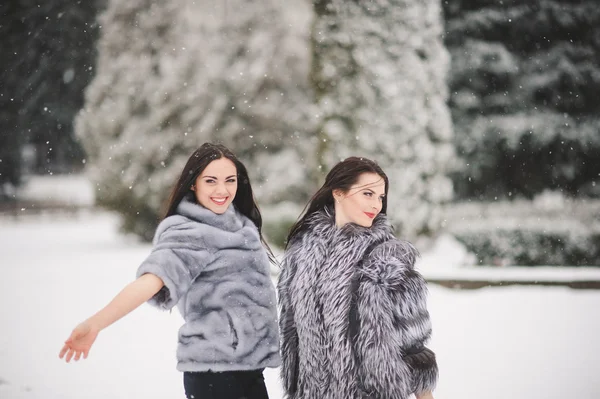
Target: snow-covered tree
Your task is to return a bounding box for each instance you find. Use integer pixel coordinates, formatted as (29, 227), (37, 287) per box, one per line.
(0, 0), (103, 194)
(310, 0), (456, 238)
(78, 0), (456, 242)
(444, 0), (600, 200)
(76, 0), (314, 240)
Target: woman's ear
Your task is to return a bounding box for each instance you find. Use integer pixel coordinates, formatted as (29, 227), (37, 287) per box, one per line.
(332, 189), (344, 203)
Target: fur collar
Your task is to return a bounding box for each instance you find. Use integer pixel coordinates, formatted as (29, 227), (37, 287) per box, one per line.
(301, 206), (395, 244)
(151, 193), (258, 248)
(175, 193), (246, 233)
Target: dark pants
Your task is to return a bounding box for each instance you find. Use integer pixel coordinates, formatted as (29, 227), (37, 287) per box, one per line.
(183, 369), (269, 399)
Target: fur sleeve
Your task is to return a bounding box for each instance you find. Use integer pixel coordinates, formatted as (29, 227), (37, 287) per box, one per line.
(136, 222), (212, 310)
(357, 240), (438, 397)
(277, 249), (300, 397)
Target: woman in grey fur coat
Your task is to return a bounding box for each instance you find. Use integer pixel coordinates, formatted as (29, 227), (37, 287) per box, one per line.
(279, 157), (438, 399)
(60, 143), (280, 399)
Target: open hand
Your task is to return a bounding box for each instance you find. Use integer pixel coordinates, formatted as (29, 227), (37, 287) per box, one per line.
(59, 321), (99, 362)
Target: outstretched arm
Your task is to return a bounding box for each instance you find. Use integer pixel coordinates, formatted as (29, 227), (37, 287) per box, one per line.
(59, 273), (164, 362)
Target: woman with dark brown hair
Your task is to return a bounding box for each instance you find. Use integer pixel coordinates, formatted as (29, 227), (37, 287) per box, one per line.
(279, 156), (438, 399)
(59, 143), (280, 399)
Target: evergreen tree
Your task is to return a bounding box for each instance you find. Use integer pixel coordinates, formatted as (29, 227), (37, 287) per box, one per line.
(444, 0), (600, 199)
(311, 0), (456, 237)
(0, 0), (103, 186)
(76, 0), (313, 240)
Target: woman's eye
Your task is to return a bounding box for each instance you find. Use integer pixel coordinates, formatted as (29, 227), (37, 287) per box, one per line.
(205, 179), (215, 184)
(227, 179), (237, 183)
(364, 192), (372, 197)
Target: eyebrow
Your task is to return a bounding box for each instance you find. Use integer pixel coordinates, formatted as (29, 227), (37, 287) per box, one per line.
(364, 188), (385, 196)
(202, 175), (237, 179)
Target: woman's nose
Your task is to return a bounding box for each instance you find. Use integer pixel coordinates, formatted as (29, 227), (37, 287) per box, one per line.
(215, 182), (228, 194)
(372, 199), (382, 211)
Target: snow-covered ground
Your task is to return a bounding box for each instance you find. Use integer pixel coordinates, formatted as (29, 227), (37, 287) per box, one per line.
(1, 211), (599, 399)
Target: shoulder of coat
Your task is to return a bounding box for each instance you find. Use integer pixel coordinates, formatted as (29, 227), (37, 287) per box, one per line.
(366, 238), (420, 272)
(152, 214), (194, 243)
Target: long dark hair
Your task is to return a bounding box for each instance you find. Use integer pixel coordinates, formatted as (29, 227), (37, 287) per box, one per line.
(286, 156), (389, 248)
(164, 143), (276, 263)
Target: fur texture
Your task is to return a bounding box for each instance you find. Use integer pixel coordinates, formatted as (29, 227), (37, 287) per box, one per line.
(137, 194), (281, 372)
(278, 208), (438, 399)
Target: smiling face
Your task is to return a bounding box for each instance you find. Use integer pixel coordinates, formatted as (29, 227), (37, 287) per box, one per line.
(333, 172), (386, 228)
(191, 157), (238, 214)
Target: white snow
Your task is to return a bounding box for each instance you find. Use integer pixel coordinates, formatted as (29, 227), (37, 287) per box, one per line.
(421, 264), (600, 282)
(1, 212), (599, 399)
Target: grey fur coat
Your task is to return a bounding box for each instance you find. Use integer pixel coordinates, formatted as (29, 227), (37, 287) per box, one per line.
(278, 208), (438, 399)
(136, 195), (281, 372)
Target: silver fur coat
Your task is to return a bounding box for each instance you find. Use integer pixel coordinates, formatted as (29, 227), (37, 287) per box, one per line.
(278, 208), (438, 399)
(136, 195), (280, 372)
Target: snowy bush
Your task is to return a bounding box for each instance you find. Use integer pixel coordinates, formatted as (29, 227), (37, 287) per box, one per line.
(452, 221), (600, 267)
(445, 197), (600, 266)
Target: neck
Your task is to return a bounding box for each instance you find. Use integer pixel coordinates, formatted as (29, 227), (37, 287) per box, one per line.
(335, 213), (349, 228)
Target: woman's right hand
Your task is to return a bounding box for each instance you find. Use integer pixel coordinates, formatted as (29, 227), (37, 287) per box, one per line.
(59, 321), (99, 362)
(58, 274), (165, 363)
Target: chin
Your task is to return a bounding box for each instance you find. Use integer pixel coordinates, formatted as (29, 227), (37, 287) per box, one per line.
(355, 220), (373, 228)
(211, 203), (232, 214)
(200, 200), (231, 214)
